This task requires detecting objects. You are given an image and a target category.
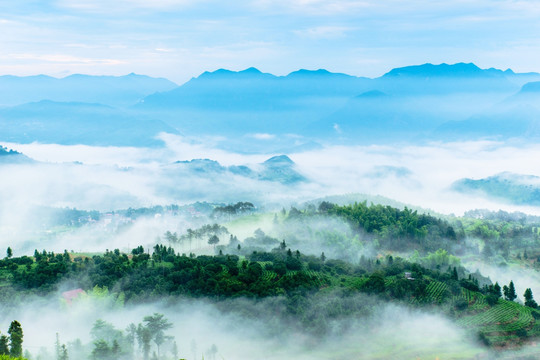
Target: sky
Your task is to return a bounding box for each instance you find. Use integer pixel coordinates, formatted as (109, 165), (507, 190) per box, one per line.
(1, 0), (540, 83)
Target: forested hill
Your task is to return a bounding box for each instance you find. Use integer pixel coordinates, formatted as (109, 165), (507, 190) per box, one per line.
(2, 243), (540, 348)
(324, 201), (458, 250)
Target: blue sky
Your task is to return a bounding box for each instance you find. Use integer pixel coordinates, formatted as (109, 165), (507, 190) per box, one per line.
(1, 0), (540, 83)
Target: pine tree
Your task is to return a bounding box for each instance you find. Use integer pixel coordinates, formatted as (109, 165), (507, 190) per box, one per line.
(111, 339), (120, 356)
(8, 320), (23, 358)
(493, 282), (502, 298)
(0, 334), (8, 355)
(59, 344), (69, 360)
(524, 288), (538, 308)
(91, 339), (111, 360)
(506, 281), (517, 302)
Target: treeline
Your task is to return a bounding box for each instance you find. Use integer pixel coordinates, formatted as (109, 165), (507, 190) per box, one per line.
(3, 243), (532, 310)
(4, 245), (540, 347)
(287, 201), (459, 251)
(285, 201), (540, 259)
(164, 224), (229, 247)
(210, 201), (255, 219)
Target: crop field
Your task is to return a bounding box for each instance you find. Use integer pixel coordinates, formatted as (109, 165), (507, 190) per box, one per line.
(453, 288), (487, 309)
(384, 277), (395, 287)
(262, 270), (277, 282)
(303, 269), (327, 285)
(424, 281), (448, 303)
(458, 300), (535, 344)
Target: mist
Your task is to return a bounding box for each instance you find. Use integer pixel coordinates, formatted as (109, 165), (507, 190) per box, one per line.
(3, 137), (540, 255)
(2, 290), (487, 360)
(4, 137), (540, 359)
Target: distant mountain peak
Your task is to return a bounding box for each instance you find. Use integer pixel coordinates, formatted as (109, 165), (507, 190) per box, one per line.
(174, 158), (220, 165)
(240, 67), (262, 74)
(286, 68), (352, 78)
(0, 145), (33, 163)
(263, 155), (295, 165)
(198, 67), (271, 80)
(0, 145), (22, 156)
(290, 69), (330, 75)
(383, 62), (501, 78)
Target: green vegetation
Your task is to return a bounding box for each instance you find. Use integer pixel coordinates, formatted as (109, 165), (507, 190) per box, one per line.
(0, 322), (24, 360)
(2, 241), (539, 348)
(6, 201), (540, 356)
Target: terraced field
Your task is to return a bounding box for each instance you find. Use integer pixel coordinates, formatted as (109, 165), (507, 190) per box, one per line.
(458, 300), (535, 344)
(262, 269), (277, 282)
(424, 281), (448, 303)
(453, 288), (487, 309)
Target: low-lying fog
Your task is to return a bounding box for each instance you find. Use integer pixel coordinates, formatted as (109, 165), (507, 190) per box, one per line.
(3, 292), (486, 360)
(5, 136), (540, 213)
(3, 135), (540, 253)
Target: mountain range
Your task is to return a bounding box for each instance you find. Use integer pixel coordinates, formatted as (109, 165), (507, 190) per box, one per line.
(452, 172), (540, 206)
(1, 63), (540, 149)
(171, 155), (306, 185)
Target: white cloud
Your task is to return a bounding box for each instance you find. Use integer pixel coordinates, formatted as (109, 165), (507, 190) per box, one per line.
(294, 25), (354, 39)
(253, 0), (372, 15)
(55, 0), (197, 12)
(8, 53), (126, 65)
(249, 133), (276, 140)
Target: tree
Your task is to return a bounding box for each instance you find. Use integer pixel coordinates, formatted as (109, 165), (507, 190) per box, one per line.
(90, 319), (121, 344)
(111, 339), (120, 356)
(504, 281), (517, 301)
(452, 267), (458, 280)
(524, 288), (538, 308)
(126, 323), (137, 355)
(91, 339), (111, 360)
(8, 320), (23, 358)
(136, 324), (151, 360)
(142, 313), (173, 359)
(493, 282), (502, 298)
(6, 247), (12, 259)
(59, 344), (69, 360)
(0, 335), (8, 355)
(208, 235), (220, 250)
(363, 272), (385, 293)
